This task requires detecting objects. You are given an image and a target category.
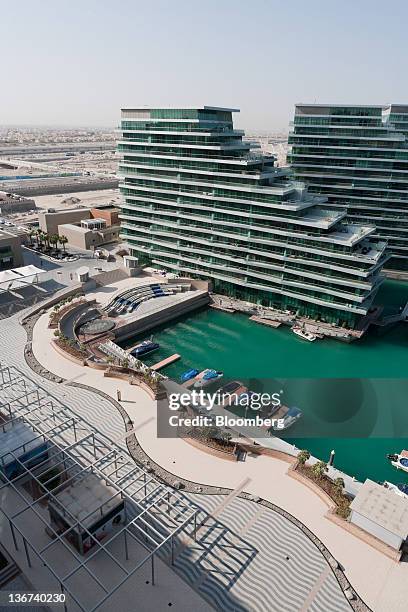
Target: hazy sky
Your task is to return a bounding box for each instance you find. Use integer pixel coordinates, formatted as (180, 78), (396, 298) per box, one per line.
(2, 0), (408, 130)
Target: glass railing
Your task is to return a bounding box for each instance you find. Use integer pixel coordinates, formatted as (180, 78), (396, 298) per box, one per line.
(118, 148), (266, 163)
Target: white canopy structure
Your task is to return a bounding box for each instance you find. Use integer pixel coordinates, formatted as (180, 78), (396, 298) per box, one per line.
(0, 265), (45, 292)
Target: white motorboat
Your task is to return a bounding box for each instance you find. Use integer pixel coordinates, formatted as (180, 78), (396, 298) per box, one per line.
(382, 481), (408, 498)
(386, 449), (408, 473)
(292, 326), (317, 342)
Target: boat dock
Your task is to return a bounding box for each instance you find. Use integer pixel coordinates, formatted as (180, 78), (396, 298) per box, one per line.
(250, 316), (282, 328)
(183, 376), (198, 388)
(151, 353), (180, 371)
(210, 303), (236, 313)
(182, 370), (206, 388)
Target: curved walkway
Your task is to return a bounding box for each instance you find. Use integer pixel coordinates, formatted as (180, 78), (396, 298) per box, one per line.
(6, 287), (408, 612)
(0, 312), (353, 612)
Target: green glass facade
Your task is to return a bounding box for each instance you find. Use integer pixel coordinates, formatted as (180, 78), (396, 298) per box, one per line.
(118, 106), (389, 328)
(288, 104), (408, 270)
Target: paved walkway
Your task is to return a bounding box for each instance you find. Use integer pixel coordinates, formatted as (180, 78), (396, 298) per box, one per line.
(5, 280), (408, 611)
(0, 315), (353, 612)
(26, 316), (352, 611)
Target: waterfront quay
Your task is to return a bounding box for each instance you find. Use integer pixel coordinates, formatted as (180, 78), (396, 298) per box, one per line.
(210, 293), (404, 341)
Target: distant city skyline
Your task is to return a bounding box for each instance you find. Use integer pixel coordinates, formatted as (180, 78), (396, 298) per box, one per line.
(2, 0), (408, 130)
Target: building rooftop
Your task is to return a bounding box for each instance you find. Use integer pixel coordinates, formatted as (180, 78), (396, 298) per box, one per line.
(295, 103), (388, 109)
(58, 223), (89, 233)
(121, 105), (240, 112)
(350, 479), (408, 538)
(41, 206), (87, 215)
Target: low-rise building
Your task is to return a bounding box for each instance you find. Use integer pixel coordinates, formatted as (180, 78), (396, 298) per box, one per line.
(90, 204), (119, 226)
(38, 207), (91, 235)
(0, 230), (24, 270)
(0, 191), (36, 215)
(350, 479), (408, 553)
(38, 204), (120, 235)
(57, 222), (120, 250)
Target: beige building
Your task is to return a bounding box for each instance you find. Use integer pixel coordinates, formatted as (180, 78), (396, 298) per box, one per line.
(57, 222), (120, 251)
(0, 230), (24, 270)
(38, 207), (91, 235)
(38, 205), (120, 236)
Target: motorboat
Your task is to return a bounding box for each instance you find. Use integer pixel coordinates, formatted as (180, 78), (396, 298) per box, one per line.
(382, 481), (408, 499)
(292, 326), (317, 342)
(386, 450), (408, 473)
(193, 369), (223, 388)
(130, 340), (160, 358)
(180, 368), (199, 383)
(203, 369), (223, 381)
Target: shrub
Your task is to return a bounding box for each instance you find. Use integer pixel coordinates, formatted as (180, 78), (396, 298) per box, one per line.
(297, 449), (311, 465)
(311, 460), (327, 479)
(333, 477), (345, 491)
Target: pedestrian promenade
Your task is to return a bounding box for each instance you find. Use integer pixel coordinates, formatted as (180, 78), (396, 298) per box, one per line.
(2, 277), (408, 611)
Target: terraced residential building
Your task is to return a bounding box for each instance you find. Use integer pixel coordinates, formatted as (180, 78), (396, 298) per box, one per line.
(118, 106), (389, 328)
(288, 104), (408, 270)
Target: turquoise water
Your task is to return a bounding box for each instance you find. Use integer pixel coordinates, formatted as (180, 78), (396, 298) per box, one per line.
(121, 280), (408, 484)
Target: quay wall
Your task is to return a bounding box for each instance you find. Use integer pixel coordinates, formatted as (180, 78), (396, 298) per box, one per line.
(114, 291), (209, 342)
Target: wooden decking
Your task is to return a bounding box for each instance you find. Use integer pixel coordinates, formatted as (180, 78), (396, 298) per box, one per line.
(249, 315), (282, 328)
(151, 353), (180, 371)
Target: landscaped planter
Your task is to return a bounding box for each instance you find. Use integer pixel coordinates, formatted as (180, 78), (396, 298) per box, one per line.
(52, 340), (87, 366)
(290, 462), (351, 519)
(182, 436), (237, 461)
(104, 366), (162, 400)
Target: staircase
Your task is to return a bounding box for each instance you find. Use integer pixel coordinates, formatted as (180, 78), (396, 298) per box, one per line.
(375, 301), (408, 326)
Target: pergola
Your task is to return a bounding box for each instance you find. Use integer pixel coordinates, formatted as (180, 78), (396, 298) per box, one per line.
(0, 363), (198, 612)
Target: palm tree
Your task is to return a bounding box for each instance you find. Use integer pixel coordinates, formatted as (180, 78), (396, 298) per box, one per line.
(220, 431), (232, 445)
(311, 460), (327, 479)
(28, 229), (36, 247)
(43, 232), (51, 250)
(49, 234), (59, 253)
(333, 477), (345, 491)
(59, 235), (68, 253)
(297, 449), (311, 465)
(202, 426), (218, 441)
(35, 230), (45, 250)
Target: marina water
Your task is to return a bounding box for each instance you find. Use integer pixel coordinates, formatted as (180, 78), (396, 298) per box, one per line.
(121, 280), (408, 485)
